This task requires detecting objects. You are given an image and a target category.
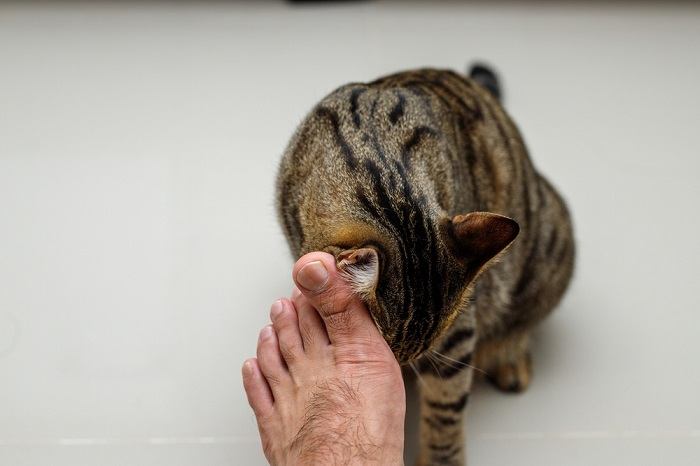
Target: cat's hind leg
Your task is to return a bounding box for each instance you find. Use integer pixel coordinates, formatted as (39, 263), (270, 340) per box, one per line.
(474, 330), (532, 393)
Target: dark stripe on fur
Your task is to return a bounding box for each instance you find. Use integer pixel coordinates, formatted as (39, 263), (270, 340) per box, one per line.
(423, 416), (443, 432)
(545, 230), (559, 256)
(349, 87), (366, 128)
(389, 92), (406, 124)
(437, 327), (475, 354)
(433, 450), (460, 464)
(286, 204), (304, 248)
(423, 414), (462, 432)
(315, 106), (357, 170)
(513, 235), (539, 298)
(427, 392), (469, 412)
(430, 442), (457, 451)
(369, 133), (388, 164)
(401, 126), (436, 166)
(431, 414), (459, 426)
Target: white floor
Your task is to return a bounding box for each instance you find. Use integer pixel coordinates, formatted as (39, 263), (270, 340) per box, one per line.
(1, 1), (699, 465)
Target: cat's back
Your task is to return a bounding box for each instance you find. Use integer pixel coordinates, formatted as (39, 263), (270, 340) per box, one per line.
(289, 69), (458, 168)
(278, 67), (517, 209)
(308, 68), (499, 159)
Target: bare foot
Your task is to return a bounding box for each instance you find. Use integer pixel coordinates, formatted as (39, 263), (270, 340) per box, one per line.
(242, 252), (405, 466)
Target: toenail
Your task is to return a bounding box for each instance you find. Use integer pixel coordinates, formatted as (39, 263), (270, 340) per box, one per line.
(270, 300), (284, 320)
(297, 261), (329, 291)
(260, 326), (274, 341)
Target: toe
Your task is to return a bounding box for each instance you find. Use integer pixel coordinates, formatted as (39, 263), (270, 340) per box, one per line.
(292, 252), (379, 345)
(256, 325), (290, 396)
(270, 299), (305, 369)
(292, 291), (330, 353)
(242, 358), (274, 418)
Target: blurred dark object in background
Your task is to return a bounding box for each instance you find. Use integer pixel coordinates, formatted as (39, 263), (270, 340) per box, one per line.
(288, 0), (371, 3)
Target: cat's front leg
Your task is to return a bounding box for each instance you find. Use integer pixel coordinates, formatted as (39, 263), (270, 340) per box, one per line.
(416, 364), (473, 466)
(415, 327), (476, 466)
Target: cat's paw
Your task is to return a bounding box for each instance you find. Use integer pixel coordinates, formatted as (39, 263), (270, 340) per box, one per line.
(488, 352), (532, 393)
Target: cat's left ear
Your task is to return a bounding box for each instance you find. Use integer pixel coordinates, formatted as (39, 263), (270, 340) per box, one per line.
(443, 212), (520, 271)
(337, 247), (380, 299)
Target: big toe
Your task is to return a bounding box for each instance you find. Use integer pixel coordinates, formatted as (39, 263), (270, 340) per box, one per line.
(292, 252), (381, 346)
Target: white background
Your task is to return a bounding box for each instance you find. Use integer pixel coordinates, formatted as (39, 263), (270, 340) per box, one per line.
(1, 1), (699, 465)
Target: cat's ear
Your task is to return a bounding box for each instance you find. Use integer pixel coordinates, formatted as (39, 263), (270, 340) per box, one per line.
(337, 247), (380, 299)
(444, 212), (519, 270)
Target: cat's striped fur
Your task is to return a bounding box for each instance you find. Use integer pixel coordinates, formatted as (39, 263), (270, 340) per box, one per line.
(276, 66), (575, 465)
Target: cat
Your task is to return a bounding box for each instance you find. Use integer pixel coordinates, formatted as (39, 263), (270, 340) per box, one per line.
(276, 64), (575, 465)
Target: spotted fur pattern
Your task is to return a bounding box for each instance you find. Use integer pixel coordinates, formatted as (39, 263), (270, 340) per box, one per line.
(276, 66), (575, 465)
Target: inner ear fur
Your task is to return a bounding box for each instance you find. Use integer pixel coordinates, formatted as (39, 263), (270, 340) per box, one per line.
(444, 212), (520, 268)
(337, 247), (380, 298)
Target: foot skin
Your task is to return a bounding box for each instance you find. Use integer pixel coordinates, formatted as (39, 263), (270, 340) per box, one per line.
(242, 252), (405, 466)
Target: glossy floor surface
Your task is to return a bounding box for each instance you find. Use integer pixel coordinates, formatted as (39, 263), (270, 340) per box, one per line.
(1, 1), (699, 465)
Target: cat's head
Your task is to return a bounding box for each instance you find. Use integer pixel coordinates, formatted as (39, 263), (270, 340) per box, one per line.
(327, 212), (519, 364)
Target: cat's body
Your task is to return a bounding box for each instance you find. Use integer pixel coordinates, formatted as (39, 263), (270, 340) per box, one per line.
(276, 67), (574, 465)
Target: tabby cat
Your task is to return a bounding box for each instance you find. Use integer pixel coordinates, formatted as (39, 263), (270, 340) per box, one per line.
(276, 65), (575, 465)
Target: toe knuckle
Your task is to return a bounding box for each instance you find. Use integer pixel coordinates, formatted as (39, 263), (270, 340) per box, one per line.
(279, 343), (302, 363)
(263, 372), (282, 388)
(324, 311), (353, 333)
(316, 288), (348, 316)
(299, 324), (316, 346)
(316, 293), (334, 315)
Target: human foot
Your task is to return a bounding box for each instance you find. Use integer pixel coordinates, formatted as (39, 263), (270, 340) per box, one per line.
(242, 252), (405, 466)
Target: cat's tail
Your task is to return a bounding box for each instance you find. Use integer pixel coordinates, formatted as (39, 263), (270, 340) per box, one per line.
(469, 63), (502, 101)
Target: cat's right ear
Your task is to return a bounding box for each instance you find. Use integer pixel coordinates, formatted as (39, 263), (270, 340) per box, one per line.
(443, 212), (519, 272)
(337, 247), (380, 299)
